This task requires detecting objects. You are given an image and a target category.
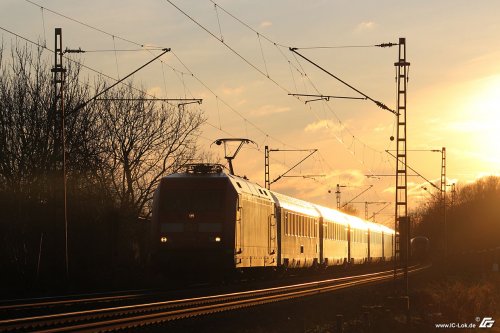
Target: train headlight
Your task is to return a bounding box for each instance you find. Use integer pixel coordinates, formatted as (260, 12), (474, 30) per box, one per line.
(215, 236), (222, 242)
(160, 236), (168, 243)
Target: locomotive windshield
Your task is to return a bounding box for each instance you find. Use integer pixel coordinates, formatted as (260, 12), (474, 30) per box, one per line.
(161, 189), (223, 212)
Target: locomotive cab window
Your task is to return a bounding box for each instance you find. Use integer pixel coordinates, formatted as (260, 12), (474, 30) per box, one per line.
(162, 190), (223, 212)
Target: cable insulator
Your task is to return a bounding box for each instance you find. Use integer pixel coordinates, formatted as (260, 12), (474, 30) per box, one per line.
(375, 42), (398, 48)
(65, 47), (85, 53)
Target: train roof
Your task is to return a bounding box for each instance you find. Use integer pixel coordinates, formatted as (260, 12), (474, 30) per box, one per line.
(365, 221), (385, 233)
(337, 210), (367, 230)
(226, 174), (273, 201)
(167, 165), (273, 202)
(165, 164), (394, 233)
(271, 191), (321, 217)
(313, 205), (350, 226)
(379, 224), (395, 235)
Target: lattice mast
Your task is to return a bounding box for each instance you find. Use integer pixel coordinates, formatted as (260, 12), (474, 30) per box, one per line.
(336, 184), (342, 210)
(440, 147), (447, 258)
(265, 145), (270, 190)
(393, 38), (410, 290)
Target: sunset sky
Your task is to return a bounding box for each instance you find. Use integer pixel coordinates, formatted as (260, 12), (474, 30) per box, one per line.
(2, 0), (500, 226)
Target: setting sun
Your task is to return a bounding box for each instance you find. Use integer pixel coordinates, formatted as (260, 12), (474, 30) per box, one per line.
(459, 75), (500, 166)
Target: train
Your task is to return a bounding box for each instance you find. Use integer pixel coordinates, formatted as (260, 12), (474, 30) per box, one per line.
(410, 236), (430, 262)
(150, 163), (395, 276)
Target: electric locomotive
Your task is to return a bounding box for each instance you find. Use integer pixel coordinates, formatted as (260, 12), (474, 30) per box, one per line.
(151, 164), (394, 275)
(410, 236), (430, 262)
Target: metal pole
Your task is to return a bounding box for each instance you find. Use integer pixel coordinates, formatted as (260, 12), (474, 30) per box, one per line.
(440, 147), (447, 258)
(265, 145), (270, 189)
(393, 37), (410, 302)
(36, 232), (44, 280)
(52, 28), (69, 279)
(395, 36), (411, 324)
(336, 184), (341, 210)
(62, 61), (68, 280)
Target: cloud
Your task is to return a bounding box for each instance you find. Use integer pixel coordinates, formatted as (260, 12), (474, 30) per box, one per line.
(382, 186), (395, 194)
(446, 121), (490, 133)
(146, 86), (163, 97)
(373, 124), (390, 133)
(335, 169), (366, 186)
(474, 172), (500, 180)
(464, 50), (500, 68)
(304, 119), (344, 133)
(260, 21), (272, 28)
(355, 21), (377, 32)
(221, 85), (244, 96)
(249, 104), (290, 117)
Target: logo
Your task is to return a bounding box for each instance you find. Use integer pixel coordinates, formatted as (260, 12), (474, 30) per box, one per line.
(479, 317), (495, 328)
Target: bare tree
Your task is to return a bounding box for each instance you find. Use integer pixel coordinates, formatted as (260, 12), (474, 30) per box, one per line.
(0, 42), (106, 289)
(97, 87), (205, 218)
(0, 42), (208, 291)
(0, 44), (52, 197)
(342, 204), (359, 216)
(0, 43), (100, 198)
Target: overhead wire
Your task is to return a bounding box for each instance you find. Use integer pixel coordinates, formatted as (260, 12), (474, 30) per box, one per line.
(19, 0), (396, 201)
(189, 0), (396, 206)
(112, 36), (120, 79)
(257, 33), (269, 77)
(167, 0), (391, 183)
(25, 0), (387, 180)
(213, 3), (224, 42)
(286, 41), (388, 176)
(3, 6), (311, 194)
(291, 45), (379, 50)
(24, 0), (144, 47)
(21, 0), (297, 154)
(0, 25), (173, 110)
(164, 0), (294, 98)
(291, 49), (395, 178)
(169, 50), (292, 148)
(202, 1), (393, 175)
(207, 0), (288, 48)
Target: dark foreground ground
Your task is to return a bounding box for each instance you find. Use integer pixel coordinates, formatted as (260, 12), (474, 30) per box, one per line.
(140, 259), (500, 333)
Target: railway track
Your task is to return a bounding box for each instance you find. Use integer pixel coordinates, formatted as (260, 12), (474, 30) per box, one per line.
(0, 264), (429, 332)
(0, 289), (154, 315)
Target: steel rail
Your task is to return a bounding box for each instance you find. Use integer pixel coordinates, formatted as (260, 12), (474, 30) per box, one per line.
(0, 268), (393, 327)
(0, 291), (150, 311)
(0, 265), (429, 332)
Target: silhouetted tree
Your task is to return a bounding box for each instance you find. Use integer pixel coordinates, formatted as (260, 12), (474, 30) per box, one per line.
(342, 203), (359, 216)
(0, 43), (104, 292)
(92, 87), (205, 274)
(97, 87), (205, 218)
(413, 176), (500, 258)
(0, 42), (207, 294)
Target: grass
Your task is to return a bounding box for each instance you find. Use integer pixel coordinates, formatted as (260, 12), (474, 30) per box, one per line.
(412, 273), (499, 326)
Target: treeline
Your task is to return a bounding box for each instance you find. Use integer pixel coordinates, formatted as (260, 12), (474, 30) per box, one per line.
(413, 175), (500, 257)
(0, 43), (206, 295)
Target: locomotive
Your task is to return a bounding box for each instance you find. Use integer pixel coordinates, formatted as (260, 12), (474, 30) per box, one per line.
(151, 164), (395, 275)
(410, 236), (430, 262)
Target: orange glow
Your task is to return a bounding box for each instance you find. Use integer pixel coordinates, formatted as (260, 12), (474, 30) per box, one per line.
(458, 76), (500, 165)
